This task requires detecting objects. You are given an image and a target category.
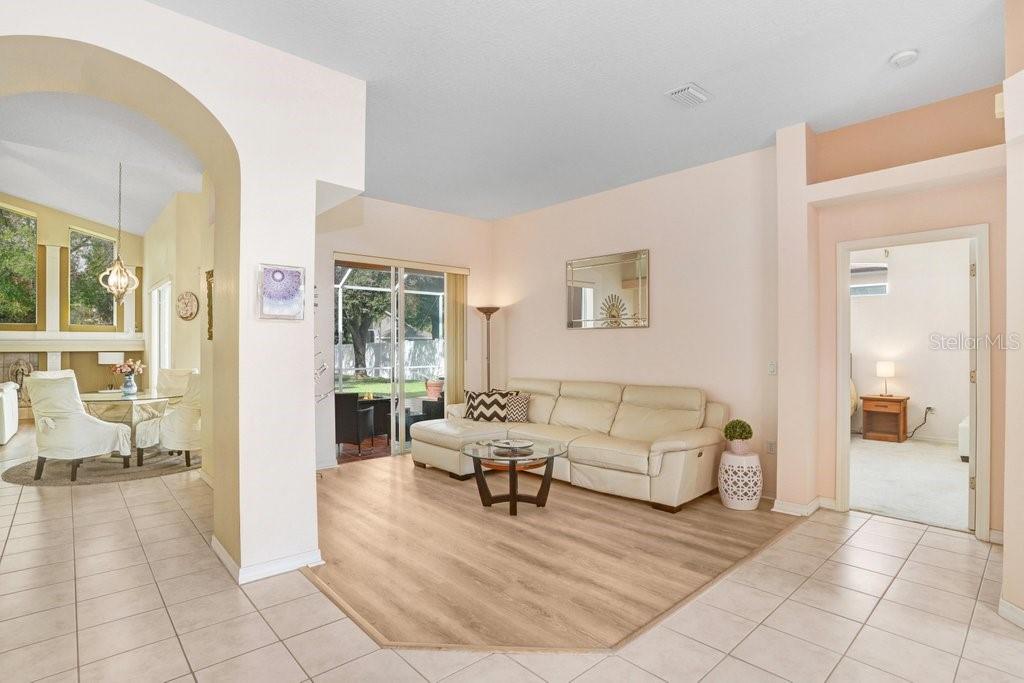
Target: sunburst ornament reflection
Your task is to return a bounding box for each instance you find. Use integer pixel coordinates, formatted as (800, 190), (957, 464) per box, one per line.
(600, 293), (629, 327)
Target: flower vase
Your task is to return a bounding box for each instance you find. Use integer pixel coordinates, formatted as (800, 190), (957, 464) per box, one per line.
(122, 373), (138, 396)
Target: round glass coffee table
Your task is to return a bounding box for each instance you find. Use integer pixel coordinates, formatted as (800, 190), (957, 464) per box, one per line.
(461, 439), (567, 515)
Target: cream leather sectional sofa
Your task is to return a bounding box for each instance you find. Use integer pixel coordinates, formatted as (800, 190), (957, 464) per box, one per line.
(409, 378), (728, 511)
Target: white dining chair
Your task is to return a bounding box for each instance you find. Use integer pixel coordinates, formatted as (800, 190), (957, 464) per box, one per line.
(134, 368), (193, 464)
(157, 368), (197, 404)
(159, 372), (201, 466)
(23, 374), (131, 482)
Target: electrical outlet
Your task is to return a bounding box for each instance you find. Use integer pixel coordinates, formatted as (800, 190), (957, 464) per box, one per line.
(766, 441), (776, 455)
(926, 406), (935, 413)
(768, 361), (778, 376)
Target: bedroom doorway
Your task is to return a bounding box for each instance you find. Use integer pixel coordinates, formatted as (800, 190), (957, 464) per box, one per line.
(836, 225), (990, 537)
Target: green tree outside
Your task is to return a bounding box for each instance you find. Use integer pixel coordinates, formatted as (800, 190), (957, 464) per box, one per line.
(0, 207), (37, 324)
(69, 229), (115, 326)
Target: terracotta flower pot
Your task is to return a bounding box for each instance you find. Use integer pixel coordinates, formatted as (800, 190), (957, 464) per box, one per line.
(425, 378), (444, 400)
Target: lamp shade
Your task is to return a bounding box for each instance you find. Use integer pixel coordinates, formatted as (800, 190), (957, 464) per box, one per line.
(875, 361), (895, 379)
(98, 352), (125, 365)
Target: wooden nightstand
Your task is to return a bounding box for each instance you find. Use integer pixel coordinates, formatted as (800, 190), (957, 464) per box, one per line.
(861, 395), (909, 442)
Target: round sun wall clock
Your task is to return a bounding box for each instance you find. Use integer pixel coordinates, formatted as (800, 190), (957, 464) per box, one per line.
(176, 291), (200, 321)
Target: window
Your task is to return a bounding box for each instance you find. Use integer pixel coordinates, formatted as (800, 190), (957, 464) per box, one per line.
(850, 263), (888, 297)
(0, 205), (38, 325)
(150, 282), (172, 388)
(69, 228), (115, 327)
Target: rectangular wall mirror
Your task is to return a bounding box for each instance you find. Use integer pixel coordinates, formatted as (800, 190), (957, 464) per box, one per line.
(566, 249), (649, 328)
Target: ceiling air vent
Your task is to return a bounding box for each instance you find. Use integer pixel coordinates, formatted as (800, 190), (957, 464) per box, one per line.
(665, 83), (712, 107)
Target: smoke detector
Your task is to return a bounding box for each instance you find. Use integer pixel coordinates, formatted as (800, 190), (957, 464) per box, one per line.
(889, 49), (919, 69)
(665, 83), (712, 107)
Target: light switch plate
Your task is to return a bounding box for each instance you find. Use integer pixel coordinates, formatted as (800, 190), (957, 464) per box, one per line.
(768, 361), (778, 376)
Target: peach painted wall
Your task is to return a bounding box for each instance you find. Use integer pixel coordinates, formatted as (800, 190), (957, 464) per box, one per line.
(815, 179), (1007, 530)
(491, 148), (780, 495)
(810, 86), (1004, 183)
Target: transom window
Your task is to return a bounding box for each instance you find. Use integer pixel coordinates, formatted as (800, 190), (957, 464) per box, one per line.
(0, 204), (38, 326)
(69, 228), (116, 326)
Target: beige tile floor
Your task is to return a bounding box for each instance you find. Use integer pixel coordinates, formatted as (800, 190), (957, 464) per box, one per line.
(1, 442), (1021, 681)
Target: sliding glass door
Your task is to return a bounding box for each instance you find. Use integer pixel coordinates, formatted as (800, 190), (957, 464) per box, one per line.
(335, 261), (446, 456)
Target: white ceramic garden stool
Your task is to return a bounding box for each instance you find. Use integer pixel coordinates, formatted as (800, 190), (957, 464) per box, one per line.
(718, 450), (763, 511)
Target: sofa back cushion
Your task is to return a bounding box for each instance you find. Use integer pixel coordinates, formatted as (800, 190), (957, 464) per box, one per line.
(507, 378), (561, 423)
(610, 385), (706, 442)
(549, 381), (623, 434)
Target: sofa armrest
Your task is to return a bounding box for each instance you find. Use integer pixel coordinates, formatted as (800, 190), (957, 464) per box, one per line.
(650, 427), (723, 455)
(446, 403), (467, 419)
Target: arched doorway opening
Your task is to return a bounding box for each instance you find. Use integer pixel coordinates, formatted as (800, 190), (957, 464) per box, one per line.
(0, 34), (244, 561)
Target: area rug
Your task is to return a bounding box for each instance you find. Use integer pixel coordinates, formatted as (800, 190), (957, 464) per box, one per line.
(1, 451), (202, 487)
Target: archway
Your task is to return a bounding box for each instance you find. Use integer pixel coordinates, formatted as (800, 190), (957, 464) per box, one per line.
(0, 33), (244, 561)
(0, 12), (365, 580)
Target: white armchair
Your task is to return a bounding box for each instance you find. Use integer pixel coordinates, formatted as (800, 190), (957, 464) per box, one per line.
(156, 368), (197, 401)
(23, 375), (130, 481)
(0, 381), (19, 445)
(136, 368), (197, 465)
(137, 371), (201, 466)
(161, 372), (201, 465)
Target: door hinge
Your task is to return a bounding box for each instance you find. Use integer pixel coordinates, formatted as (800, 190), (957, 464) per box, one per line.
(970, 263), (977, 277)
(970, 369), (977, 384)
(970, 476), (976, 490)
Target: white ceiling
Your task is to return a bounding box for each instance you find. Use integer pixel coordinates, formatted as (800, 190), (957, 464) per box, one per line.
(0, 93), (203, 234)
(157, 2), (1002, 219)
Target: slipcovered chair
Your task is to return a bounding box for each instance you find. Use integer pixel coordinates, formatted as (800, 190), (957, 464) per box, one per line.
(135, 368), (197, 466)
(0, 381), (20, 445)
(30, 369), (77, 380)
(156, 368), (196, 401)
(138, 372), (200, 466)
(23, 375), (131, 482)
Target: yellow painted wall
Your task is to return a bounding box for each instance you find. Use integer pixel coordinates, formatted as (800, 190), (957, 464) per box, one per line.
(63, 351), (149, 392)
(142, 174), (214, 483)
(142, 175), (211, 372)
(0, 191), (143, 264)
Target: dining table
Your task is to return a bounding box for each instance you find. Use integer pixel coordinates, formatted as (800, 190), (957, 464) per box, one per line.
(79, 389), (184, 466)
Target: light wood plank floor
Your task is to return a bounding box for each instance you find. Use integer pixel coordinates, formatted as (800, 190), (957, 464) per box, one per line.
(310, 454), (794, 650)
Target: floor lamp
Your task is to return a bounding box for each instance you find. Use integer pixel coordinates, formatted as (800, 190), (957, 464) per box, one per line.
(476, 306), (500, 390)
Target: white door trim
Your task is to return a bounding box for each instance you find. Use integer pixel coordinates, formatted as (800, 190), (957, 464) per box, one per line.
(834, 223), (990, 541)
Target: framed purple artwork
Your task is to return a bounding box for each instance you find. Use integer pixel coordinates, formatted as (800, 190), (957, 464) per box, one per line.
(258, 264), (305, 320)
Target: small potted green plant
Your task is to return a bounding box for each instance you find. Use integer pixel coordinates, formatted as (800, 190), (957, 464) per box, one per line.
(723, 419), (753, 454)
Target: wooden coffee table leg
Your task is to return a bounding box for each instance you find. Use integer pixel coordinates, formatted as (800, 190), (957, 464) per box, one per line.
(536, 458), (554, 507)
(473, 458), (493, 506)
(508, 466), (518, 516)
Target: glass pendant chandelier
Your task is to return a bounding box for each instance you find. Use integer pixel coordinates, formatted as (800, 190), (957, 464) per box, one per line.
(99, 163), (139, 305)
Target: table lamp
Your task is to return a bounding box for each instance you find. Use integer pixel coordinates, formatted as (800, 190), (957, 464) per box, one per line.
(98, 352), (125, 390)
(875, 361), (895, 396)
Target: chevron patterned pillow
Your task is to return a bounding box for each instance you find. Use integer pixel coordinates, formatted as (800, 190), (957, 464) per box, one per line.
(465, 390), (517, 421)
(506, 393), (531, 422)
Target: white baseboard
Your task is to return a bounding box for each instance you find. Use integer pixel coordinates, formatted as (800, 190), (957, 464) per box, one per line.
(211, 536), (240, 581)
(211, 535), (324, 584)
(772, 498), (821, 516)
(999, 598), (1024, 630)
(771, 496), (836, 516)
(198, 468), (214, 487)
(991, 530), (1004, 545)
